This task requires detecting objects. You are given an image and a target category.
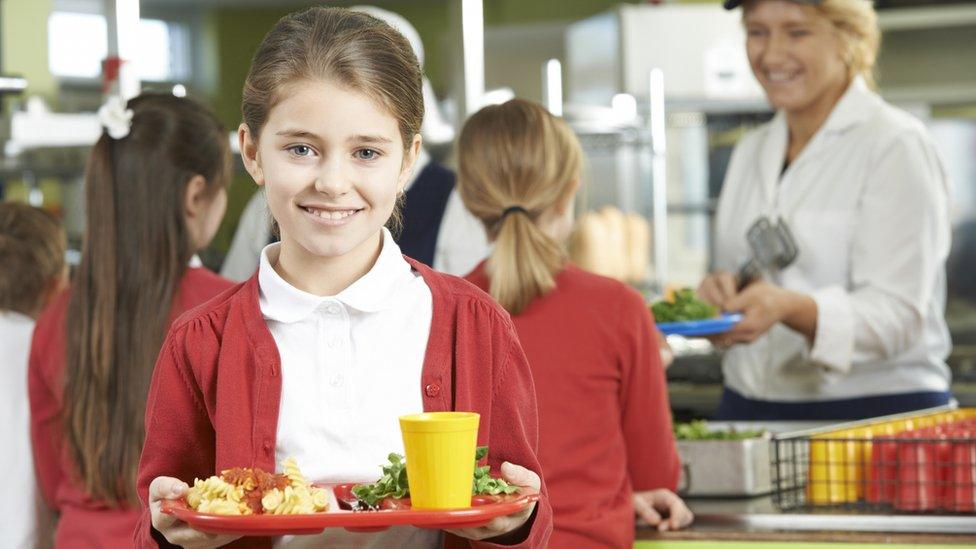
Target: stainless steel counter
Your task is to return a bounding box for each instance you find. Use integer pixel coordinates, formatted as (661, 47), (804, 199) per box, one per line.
(637, 496), (976, 544)
(686, 496), (976, 534)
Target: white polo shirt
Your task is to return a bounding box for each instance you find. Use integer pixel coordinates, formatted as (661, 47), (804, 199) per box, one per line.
(713, 77), (952, 401)
(0, 311), (40, 548)
(260, 228), (440, 548)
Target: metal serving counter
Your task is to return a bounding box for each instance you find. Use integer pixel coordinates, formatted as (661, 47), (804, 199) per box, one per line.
(637, 496), (976, 544)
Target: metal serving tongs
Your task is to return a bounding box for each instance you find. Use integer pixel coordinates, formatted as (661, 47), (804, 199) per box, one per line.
(735, 216), (799, 291)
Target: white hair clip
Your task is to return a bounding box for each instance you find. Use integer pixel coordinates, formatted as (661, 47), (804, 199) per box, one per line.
(97, 96), (134, 139)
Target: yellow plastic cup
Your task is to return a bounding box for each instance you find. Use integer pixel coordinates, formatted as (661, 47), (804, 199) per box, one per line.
(400, 412), (480, 509)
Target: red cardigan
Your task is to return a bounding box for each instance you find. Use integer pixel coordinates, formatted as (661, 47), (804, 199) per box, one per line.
(466, 263), (680, 549)
(28, 267), (234, 549)
(133, 258), (552, 549)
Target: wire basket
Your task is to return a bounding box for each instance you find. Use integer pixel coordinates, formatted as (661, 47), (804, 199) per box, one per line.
(771, 409), (976, 514)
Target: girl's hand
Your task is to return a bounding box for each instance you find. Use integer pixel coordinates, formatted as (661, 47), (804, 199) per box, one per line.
(445, 462), (539, 542)
(149, 476), (241, 549)
(633, 489), (694, 531)
(697, 270), (737, 309)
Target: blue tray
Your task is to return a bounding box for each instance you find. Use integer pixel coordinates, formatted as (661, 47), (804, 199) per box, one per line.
(656, 313), (743, 337)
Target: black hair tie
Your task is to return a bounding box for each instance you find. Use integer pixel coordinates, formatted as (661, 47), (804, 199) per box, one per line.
(501, 205), (529, 219)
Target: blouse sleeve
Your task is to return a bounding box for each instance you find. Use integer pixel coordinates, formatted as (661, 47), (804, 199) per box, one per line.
(809, 130), (951, 373)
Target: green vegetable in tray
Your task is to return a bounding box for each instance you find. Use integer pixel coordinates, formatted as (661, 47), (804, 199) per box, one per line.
(673, 420), (766, 441)
(472, 446), (519, 496)
(651, 288), (717, 323)
(352, 446), (517, 509)
(351, 452), (410, 508)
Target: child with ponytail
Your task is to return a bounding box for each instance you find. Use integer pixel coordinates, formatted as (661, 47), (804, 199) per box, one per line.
(459, 99), (693, 548)
(28, 94), (234, 548)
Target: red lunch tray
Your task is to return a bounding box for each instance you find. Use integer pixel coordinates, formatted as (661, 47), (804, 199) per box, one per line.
(160, 483), (539, 536)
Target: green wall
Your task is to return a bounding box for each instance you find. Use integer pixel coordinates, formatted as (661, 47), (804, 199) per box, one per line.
(1, 0), (56, 107)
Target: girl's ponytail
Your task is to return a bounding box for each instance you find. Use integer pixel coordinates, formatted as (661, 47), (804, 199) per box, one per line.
(488, 208), (564, 315)
(457, 99), (582, 315)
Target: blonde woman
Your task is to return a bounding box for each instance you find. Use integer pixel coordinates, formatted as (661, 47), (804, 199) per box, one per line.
(700, 0), (952, 420)
(460, 99), (692, 548)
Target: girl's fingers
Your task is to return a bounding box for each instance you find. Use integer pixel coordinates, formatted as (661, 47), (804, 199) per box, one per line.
(446, 465), (537, 541)
(633, 494), (662, 525)
(149, 476), (189, 531)
(499, 462), (540, 490)
(149, 476), (188, 503)
(163, 525), (240, 549)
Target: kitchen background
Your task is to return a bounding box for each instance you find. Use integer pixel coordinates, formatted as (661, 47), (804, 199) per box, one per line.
(2, 0), (975, 418)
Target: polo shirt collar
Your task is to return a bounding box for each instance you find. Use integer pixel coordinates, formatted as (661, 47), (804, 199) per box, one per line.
(258, 227), (412, 322)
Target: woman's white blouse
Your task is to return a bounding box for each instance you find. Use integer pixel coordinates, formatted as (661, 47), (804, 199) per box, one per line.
(713, 77), (952, 401)
(260, 228), (439, 548)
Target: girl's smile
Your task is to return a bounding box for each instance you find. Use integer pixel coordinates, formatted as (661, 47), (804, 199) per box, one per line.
(299, 203), (364, 226)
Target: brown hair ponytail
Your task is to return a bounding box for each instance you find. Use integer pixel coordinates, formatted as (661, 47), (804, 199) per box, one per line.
(64, 94), (230, 506)
(457, 99), (583, 315)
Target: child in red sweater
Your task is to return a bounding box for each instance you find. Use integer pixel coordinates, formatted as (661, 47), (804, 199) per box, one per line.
(28, 94), (234, 549)
(458, 99), (693, 548)
(1, 202), (67, 549)
(137, 7), (550, 549)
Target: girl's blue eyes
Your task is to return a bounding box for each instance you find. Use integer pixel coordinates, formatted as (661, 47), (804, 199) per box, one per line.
(355, 149), (379, 161)
(285, 145), (381, 161)
(289, 144), (313, 157)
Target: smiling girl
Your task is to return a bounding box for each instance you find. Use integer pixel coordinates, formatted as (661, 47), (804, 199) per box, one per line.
(134, 8), (550, 549)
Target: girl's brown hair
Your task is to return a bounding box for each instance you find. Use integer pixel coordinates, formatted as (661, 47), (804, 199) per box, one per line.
(0, 202), (65, 316)
(457, 99), (583, 315)
(242, 7), (423, 149)
(65, 94), (230, 506)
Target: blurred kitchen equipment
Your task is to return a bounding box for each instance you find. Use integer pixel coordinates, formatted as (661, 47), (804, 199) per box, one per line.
(569, 205), (651, 284)
(736, 216), (798, 291)
(674, 420), (833, 497)
(678, 435), (772, 497)
(0, 76), (27, 97)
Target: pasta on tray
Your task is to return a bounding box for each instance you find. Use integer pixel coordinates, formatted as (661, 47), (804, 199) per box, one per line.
(185, 458), (329, 516)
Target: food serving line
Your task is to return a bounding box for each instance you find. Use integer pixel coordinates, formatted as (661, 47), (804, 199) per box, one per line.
(637, 408), (976, 547)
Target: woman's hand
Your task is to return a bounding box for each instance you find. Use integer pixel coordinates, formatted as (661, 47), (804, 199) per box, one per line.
(723, 281), (817, 345)
(656, 330), (674, 370)
(697, 270), (738, 309)
(149, 476), (241, 549)
(445, 462), (539, 542)
(633, 488), (694, 531)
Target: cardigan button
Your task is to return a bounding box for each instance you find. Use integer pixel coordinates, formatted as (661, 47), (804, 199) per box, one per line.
(424, 384), (441, 398)
(263, 440), (273, 453)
